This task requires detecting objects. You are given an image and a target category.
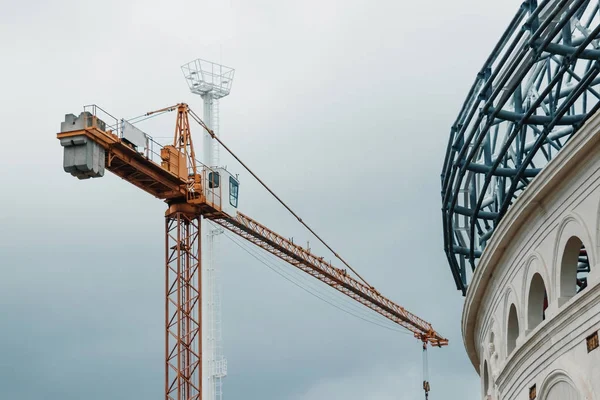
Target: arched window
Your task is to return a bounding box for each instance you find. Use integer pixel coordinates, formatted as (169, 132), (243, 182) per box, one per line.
(527, 273), (548, 330)
(507, 304), (519, 355)
(560, 237), (590, 301)
(483, 360), (490, 396)
(543, 379), (579, 400)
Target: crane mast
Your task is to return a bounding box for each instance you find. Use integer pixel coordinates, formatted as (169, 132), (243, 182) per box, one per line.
(57, 103), (447, 400)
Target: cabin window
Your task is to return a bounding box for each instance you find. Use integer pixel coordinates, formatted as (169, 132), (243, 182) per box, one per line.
(229, 176), (239, 207)
(208, 172), (220, 189)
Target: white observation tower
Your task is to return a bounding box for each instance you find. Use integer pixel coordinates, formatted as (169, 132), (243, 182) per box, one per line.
(181, 58), (235, 400)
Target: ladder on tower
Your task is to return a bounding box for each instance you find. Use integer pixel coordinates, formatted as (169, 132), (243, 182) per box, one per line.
(211, 98), (221, 168)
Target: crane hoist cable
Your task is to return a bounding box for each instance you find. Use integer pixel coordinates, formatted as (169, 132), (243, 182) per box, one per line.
(142, 104), (445, 395)
(187, 108), (373, 288)
(423, 342), (430, 400)
(202, 115), (440, 395)
(139, 105), (446, 339)
(138, 104), (446, 336)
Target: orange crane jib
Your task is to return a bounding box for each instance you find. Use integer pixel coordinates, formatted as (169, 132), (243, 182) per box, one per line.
(57, 103), (447, 399)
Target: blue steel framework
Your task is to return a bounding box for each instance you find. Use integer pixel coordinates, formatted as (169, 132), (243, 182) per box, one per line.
(442, 0), (600, 295)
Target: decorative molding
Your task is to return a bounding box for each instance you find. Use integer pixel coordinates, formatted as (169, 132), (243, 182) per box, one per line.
(497, 279), (600, 398)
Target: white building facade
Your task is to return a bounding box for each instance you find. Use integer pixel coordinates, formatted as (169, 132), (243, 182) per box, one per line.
(463, 111), (600, 400)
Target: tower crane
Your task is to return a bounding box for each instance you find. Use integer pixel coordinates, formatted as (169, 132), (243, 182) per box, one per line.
(57, 103), (448, 400)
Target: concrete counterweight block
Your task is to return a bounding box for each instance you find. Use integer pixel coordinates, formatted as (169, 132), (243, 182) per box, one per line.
(60, 135), (105, 179)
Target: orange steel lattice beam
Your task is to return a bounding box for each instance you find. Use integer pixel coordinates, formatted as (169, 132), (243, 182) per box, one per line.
(165, 204), (203, 400)
(210, 212), (448, 346)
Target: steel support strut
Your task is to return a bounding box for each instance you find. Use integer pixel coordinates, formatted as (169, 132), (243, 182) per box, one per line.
(166, 204), (202, 400)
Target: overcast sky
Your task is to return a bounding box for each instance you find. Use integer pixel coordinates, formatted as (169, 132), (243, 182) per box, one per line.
(1, 1), (523, 399)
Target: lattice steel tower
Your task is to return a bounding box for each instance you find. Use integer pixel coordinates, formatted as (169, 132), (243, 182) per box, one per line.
(182, 58), (235, 400)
